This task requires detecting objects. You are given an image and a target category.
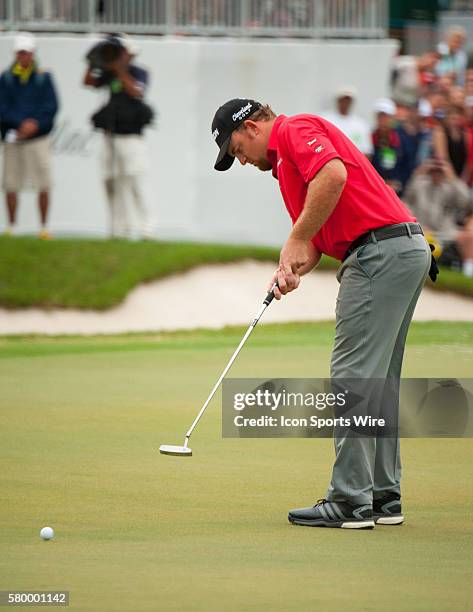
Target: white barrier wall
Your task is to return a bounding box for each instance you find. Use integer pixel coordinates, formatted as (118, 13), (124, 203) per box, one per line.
(0, 34), (398, 246)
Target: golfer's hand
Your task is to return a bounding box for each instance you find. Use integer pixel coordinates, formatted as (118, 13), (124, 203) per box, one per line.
(267, 239), (320, 300)
(267, 269), (284, 300)
(279, 238), (318, 294)
(266, 238), (304, 300)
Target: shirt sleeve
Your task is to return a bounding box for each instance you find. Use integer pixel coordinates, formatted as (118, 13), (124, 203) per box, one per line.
(278, 117), (341, 184)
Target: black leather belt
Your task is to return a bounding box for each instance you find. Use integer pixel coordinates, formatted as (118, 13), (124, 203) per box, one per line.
(343, 223), (424, 262)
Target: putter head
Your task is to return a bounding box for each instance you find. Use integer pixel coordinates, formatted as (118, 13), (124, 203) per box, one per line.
(159, 444), (192, 457)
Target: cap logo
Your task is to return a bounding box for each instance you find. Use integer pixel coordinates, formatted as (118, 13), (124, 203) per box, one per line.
(212, 128), (219, 141)
(232, 102), (253, 122)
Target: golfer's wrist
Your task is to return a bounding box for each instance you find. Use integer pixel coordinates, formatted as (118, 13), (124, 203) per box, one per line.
(289, 227), (313, 242)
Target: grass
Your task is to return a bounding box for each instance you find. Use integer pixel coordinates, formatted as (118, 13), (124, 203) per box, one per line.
(0, 237), (279, 309)
(0, 237), (471, 309)
(1, 322), (472, 611)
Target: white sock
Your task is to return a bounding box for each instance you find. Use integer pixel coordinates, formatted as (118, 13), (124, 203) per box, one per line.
(463, 259), (473, 277)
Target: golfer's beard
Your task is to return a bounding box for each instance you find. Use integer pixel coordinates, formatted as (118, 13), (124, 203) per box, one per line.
(256, 158), (272, 172)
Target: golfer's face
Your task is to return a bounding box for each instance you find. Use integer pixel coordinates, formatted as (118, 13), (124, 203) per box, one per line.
(229, 125), (272, 172)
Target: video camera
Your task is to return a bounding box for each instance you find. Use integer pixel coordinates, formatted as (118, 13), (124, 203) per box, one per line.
(85, 33), (154, 134)
(85, 34), (125, 71)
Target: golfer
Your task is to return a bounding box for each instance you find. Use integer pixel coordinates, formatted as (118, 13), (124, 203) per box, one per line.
(211, 99), (436, 529)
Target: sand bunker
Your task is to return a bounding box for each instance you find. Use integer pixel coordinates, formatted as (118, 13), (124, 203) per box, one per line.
(0, 261), (472, 335)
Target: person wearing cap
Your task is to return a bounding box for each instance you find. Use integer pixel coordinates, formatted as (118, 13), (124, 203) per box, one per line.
(416, 99), (435, 165)
(321, 87), (373, 157)
(371, 98), (403, 195)
(0, 33), (59, 239)
(83, 34), (152, 239)
(211, 99), (435, 529)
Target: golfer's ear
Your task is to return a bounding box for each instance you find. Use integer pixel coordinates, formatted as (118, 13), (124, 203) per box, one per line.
(243, 120), (259, 135)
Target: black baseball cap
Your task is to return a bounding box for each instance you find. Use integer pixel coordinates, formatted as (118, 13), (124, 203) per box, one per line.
(211, 98), (262, 171)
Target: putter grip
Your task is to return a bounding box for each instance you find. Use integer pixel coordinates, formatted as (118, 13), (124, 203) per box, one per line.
(263, 282), (279, 306)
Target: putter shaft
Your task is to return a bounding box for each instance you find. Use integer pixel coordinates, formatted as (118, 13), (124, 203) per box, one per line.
(184, 285), (277, 442)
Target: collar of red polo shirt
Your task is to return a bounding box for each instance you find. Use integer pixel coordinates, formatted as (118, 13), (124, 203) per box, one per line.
(266, 114), (287, 179)
(211, 98), (262, 171)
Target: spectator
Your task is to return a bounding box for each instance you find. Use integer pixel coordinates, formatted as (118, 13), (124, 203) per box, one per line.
(437, 73), (455, 97)
(83, 34), (153, 239)
(0, 33), (59, 239)
(464, 97), (473, 185)
(436, 26), (467, 86)
(428, 88), (449, 122)
(404, 158), (473, 277)
(437, 25), (467, 86)
(391, 51), (440, 106)
(449, 85), (466, 108)
(395, 103), (422, 194)
(321, 86), (373, 157)
(464, 67), (473, 98)
(432, 104), (471, 181)
(416, 99), (435, 164)
(371, 98), (402, 194)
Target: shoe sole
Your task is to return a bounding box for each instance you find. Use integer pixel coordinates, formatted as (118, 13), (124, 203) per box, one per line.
(374, 515), (404, 525)
(288, 517), (374, 529)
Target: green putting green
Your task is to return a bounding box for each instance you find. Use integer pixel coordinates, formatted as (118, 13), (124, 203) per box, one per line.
(1, 323), (472, 611)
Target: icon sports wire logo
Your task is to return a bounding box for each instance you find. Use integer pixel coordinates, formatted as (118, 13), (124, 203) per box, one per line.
(232, 102), (253, 122)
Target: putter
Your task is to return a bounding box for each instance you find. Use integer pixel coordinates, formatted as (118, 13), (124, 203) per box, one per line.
(159, 283), (278, 457)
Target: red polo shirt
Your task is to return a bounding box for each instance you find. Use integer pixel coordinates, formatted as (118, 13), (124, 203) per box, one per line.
(267, 114), (416, 260)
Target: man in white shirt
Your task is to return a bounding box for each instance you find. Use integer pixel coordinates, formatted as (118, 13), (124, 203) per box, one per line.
(321, 86), (373, 158)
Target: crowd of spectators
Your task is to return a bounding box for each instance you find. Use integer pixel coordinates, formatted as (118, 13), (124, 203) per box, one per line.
(324, 25), (473, 277)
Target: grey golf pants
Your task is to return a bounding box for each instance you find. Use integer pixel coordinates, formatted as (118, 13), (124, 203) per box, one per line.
(326, 229), (431, 505)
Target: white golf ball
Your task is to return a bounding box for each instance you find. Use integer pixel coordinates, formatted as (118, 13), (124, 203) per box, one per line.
(40, 526), (54, 540)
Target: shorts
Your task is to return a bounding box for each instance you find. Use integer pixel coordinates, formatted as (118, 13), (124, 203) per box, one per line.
(101, 134), (148, 179)
(2, 135), (52, 192)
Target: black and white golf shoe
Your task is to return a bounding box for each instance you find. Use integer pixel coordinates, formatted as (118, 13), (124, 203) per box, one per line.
(373, 493), (404, 525)
(288, 499), (374, 529)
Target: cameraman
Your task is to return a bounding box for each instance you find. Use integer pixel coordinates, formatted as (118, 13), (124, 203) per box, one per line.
(83, 34), (152, 239)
